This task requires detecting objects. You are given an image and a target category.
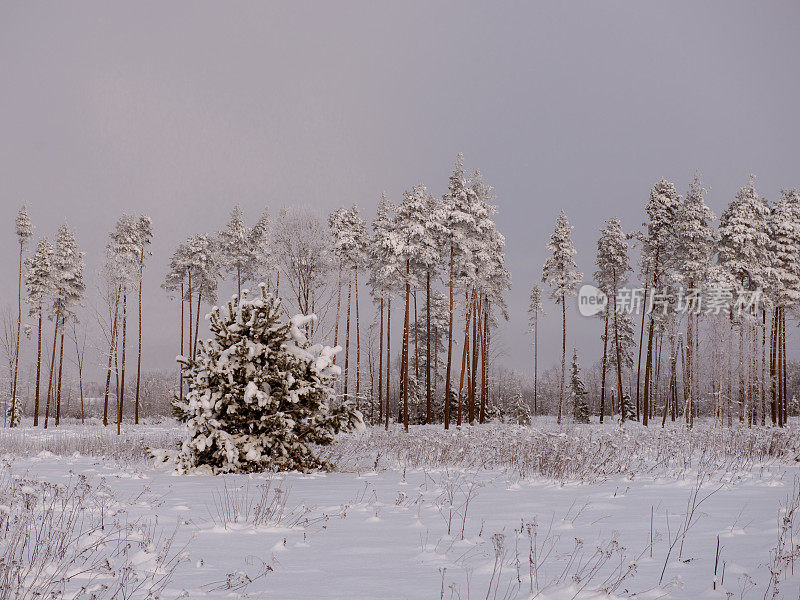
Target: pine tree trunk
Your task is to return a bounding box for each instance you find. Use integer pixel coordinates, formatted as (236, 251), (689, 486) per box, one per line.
(635, 281), (649, 413)
(103, 288), (120, 426)
(237, 266), (241, 299)
(179, 283), (184, 403)
(135, 251), (144, 424)
(770, 308), (777, 425)
(402, 259), (410, 431)
(34, 310), (42, 426)
(118, 290), (128, 435)
(44, 299), (60, 429)
(480, 300), (488, 423)
(386, 297), (391, 430)
(187, 272), (193, 363)
(458, 292), (472, 426)
(10, 241), (22, 428)
(413, 290), (419, 386)
(444, 246), (454, 429)
(344, 275), (352, 403)
(378, 297), (384, 424)
(533, 313), (538, 416)
(686, 282), (694, 428)
(782, 308), (787, 427)
(55, 325), (65, 426)
(599, 309), (609, 424)
(193, 291), (201, 360)
(613, 289), (624, 422)
(470, 292), (479, 424)
(426, 271), (431, 424)
(559, 294), (566, 426)
(333, 262), (342, 365)
(761, 308), (767, 426)
(355, 270), (361, 411)
(642, 315), (655, 427)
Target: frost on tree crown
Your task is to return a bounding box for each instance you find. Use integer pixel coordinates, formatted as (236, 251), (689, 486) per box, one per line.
(175, 285), (363, 474)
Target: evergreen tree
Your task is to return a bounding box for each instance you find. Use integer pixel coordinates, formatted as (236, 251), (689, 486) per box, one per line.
(25, 237), (53, 426)
(11, 205), (33, 427)
(641, 179), (681, 425)
(218, 204), (256, 297)
(527, 284), (544, 415)
(175, 286), (363, 474)
(595, 217), (632, 421)
(134, 215), (153, 424)
(569, 348), (589, 424)
(673, 173), (716, 427)
(48, 224), (85, 427)
(542, 210), (581, 425)
(250, 206), (278, 293)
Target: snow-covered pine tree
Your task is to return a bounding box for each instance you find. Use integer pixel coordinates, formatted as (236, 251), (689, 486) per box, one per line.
(641, 179), (681, 425)
(11, 205), (33, 427)
(163, 240), (192, 406)
(25, 237), (53, 426)
(175, 285), (363, 474)
(569, 348), (589, 424)
(250, 206), (278, 294)
(509, 392), (532, 425)
(673, 173), (716, 427)
(105, 215), (140, 432)
(595, 217), (632, 422)
(527, 284), (544, 415)
(766, 188), (800, 426)
(718, 175), (771, 424)
(542, 210), (582, 425)
(48, 223), (85, 427)
(395, 184), (439, 430)
(134, 215), (153, 424)
(441, 154), (480, 428)
(367, 194), (402, 429)
(218, 204), (256, 298)
(470, 170), (510, 423)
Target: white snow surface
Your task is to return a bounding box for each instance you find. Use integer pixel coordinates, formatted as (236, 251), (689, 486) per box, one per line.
(1, 418), (799, 599)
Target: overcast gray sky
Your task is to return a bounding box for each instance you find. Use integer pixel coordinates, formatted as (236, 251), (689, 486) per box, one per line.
(2, 2), (799, 381)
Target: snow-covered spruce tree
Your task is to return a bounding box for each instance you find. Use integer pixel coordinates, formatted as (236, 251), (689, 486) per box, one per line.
(595, 217), (632, 422)
(11, 205), (33, 427)
(569, 348), (589, 424)
(175, 286), (363, 474)
(250, 206), (278, 294)
(25, 237), (54, 426)
(527, 284), (544, 415)
(542, 210), (582, 425)
(218, 204), (256, 298)
(509, 392), (532, 425)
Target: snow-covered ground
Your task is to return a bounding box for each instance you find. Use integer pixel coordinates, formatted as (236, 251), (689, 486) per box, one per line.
(2, 419), (799, 599)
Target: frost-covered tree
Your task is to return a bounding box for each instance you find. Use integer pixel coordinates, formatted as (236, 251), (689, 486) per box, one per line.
(218, 204), (256, 297)
(250, 206), (278, 293)
(104, 215), (140, 432)
(527, 284), (544, 415)
(641, 179), (681, 425)
(272, 206), (331, 336)
(328, 205), (369, 407)
(542, 210), (581, 425)
(469, 170), (510, 423)
(25, 237), (53, 426)
(395, 184), (440, 430)
(569, 348), (589, 424)
(766, 188), (800, 426)
(175, 286), (363, 474)
(133, 216), (153, 424)
(47, 224), (85, 428)
(718, 176), (771, 424)
(11, 205), (33, 427)
(595, 217), (631, 422)
(367, 194), (403, 429)
(673, 173), (716, 426)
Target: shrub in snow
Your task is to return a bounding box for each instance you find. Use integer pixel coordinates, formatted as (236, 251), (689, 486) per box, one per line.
(508, 394), (531, 425)
(174, 285), (363, 474)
